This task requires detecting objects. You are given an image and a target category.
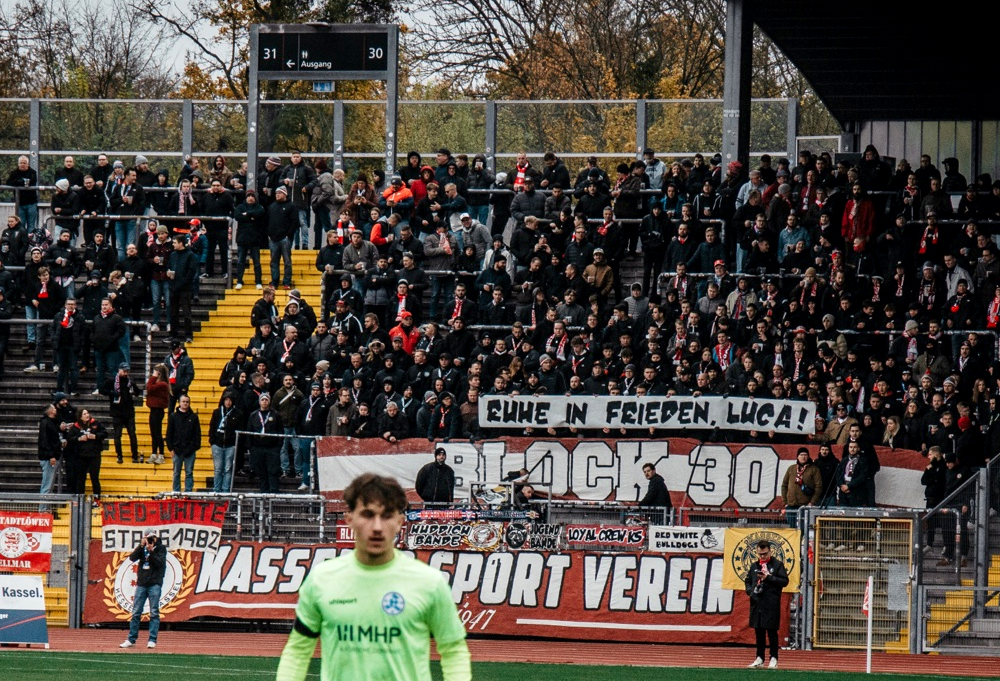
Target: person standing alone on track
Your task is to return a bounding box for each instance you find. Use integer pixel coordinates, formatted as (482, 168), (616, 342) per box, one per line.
(746, 539), (789, 669)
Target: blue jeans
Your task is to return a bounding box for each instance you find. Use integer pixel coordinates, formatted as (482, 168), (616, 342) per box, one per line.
(293, 206), (310, 249)
(150, 279), (169, 327)
(472, 204), (490, 226)
(235, 245), (262, 286)
(25, 304), (37, 344)
(212, 444), (235, 493)
(172, 453), (195, 492)
(280, 427), (296, 473)
(269, 238), (292, 286)
(18, 203), (37, 233)
(39, 459), (57, 494)
(115, 219), (136, 261)
(95, 349), (119, 390)
(127, 583), (161, 644)
(295, 438), (313, 488)
(118, 332), (131, 367)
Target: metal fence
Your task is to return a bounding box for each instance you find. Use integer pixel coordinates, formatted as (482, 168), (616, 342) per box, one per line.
(0, 493), (85, 627)
(797, 507), (921, 653)
(0, 97), (797, 179)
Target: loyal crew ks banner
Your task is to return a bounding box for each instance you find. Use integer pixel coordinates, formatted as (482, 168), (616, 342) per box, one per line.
(315, 437), (930, 508)
(479, 395), (816, 434)
(84, 539), (788, 644)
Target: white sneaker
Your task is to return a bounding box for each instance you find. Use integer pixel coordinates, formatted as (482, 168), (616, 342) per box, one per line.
(150, 324), (160, 333)
(23, 365), (38, 372)
(857, 544), (866, 552)
(235, 282), (243, 290)
(748, 657), (763, 668)
(53, 365), (59, 373)
(91, 389), (101, 395)
(133, 334), (141, 342)
(768, 658), (778, 669)
(255, 283), (263, 290)
(120, 640), (134, 648)
(39, 363), (45, 371)
(297, 484), (309, 491)
(834, 544), (847, 552)
(147, 641), (156, 649)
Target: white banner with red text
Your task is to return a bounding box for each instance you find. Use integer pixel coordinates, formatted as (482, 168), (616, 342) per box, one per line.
(83, 538), (788, 644)
(479, 395), (816, 434)
(315, 437), (929, 509)
(100, 500), (229, 553)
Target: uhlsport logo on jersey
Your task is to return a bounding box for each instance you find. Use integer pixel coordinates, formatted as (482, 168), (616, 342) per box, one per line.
(382, 591), (405, 615)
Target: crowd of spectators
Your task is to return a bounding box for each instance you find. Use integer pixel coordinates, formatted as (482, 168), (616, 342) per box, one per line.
(10, 144), (1000, 498)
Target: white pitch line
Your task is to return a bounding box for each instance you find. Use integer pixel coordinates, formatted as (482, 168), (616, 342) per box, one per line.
(514, 619), (731, 632)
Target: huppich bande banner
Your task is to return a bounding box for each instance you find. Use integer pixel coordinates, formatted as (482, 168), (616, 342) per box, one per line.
(479, 395), (816, 434)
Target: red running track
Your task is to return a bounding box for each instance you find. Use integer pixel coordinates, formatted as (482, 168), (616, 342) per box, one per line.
(6, 630), (998, 677)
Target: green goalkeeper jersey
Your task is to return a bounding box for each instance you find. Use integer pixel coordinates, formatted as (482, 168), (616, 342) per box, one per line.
(278, 550), (468, 681)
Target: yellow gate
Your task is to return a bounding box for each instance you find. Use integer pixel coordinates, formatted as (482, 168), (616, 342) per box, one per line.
(812, 517), (913, 650)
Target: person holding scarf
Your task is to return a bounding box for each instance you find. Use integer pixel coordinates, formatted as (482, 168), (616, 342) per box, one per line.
(163, 340), (195, 412)
(70, 408), (107, 500)
(745, 540), (789, 669)
(103, 362), (142, 464)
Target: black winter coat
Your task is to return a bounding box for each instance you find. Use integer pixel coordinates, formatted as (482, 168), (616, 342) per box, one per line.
(166, 408), (201, 457)
(746, 556), (789, 630)
(415, 461), (455, 502)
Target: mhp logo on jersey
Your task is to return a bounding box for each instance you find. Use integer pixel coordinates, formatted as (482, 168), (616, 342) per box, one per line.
(382, 591), (405, 615)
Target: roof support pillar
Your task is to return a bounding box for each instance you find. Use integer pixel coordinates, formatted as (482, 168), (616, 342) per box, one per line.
(721, 0), (753, 171)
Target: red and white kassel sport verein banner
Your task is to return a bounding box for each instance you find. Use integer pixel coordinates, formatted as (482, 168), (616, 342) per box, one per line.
(0, 512), (53, 573)
(83, 539), (787, 644)
(315, 437), (929, 509)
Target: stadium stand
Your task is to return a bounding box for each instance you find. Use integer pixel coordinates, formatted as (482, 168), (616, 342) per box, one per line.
(3, 145), (1000, 502)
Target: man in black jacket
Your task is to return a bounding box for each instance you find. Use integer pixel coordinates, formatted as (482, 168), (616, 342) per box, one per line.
(167, 235), (198, 343)
(166, 394), (201, 492)
(249, 392), (285, 493)
(745, 540), (789, 668)
(415, 447), (455, 503)
(53, 297), (83, 396)
(119, 531), (167, 649)
(38, 403), (63, 496)
(103, 363), (143, 464)
(638, 462), (671, 514)
(201, 179), (235, 278)
(267, 186), (298, 289)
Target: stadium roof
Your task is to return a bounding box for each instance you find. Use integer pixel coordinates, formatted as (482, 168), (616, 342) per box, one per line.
(752, 2), (994, 124)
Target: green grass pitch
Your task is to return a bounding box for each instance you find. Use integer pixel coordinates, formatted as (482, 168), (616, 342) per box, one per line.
(0, 652), (986, 680)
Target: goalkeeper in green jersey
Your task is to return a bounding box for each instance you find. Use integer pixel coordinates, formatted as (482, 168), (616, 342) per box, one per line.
(277, 473), (471, 681)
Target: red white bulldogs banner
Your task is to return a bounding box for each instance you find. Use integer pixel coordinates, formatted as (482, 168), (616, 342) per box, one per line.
(100, 500), (229, 553)
(316, 437), (929, 509)
(0, 512), (52, 573)
(83, 539), (787, 644)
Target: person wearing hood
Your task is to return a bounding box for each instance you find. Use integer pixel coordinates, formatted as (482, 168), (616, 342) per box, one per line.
(643, 149), (665, 190)
(489, 172), (512, 238)
(466, 154), (495, 225)
(51, 179), (81, 237)
(942, 157), (968, 194)
(416, 446), (455, 502)
(399, 151), (422, 185)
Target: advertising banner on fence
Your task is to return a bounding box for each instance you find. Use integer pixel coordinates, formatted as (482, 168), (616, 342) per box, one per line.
(316, 437), (929, 508)
(479, 395), (816, 434)
(721, 527), (802, 593)
(83, 538), (789, 644)
(0, 512), (53, 572)
(0, 574), (48, 645)
(100, 500), (229, 553)
(564, 524), (647, 550)
(649, 526), (724, 554)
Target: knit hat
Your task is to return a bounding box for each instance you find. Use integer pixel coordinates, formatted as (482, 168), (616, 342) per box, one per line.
(275, 186), (288, 196)
(135, 154), (148, 166)
(266, 156), (281, 166)
(55, 179), (70, 191)
(258, 392), (271, 403)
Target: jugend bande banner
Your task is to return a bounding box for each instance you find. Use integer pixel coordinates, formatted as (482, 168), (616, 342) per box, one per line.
(101, 500), (229, 553)
(84, 539), (789, 644)
(480, 395), (816, 434)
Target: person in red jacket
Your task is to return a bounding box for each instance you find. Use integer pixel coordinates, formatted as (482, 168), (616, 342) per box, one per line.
(145, 363), (171, 464)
